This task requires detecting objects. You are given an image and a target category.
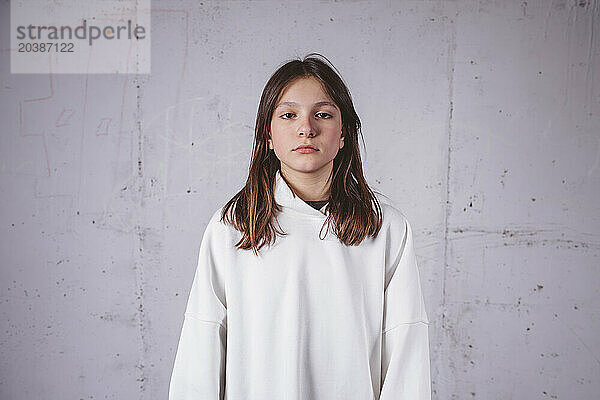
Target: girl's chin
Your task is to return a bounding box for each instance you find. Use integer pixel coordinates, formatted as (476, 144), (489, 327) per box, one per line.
(281, 162), (332, 175)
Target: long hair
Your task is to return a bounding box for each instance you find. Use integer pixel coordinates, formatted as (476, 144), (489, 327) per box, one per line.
(221, 53), (383, 255)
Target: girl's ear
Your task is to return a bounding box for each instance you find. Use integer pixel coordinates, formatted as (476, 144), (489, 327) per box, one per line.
(340, 128), (345, 149)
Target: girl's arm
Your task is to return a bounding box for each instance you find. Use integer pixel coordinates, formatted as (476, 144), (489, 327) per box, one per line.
(169, 216), (228, 400)
(380, 217), (431, 399)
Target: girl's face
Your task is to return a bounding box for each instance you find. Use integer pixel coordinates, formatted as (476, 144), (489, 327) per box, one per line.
(268, 76), (344, 178)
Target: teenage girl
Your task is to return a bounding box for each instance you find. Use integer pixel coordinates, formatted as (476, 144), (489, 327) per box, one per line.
(169, 53), (431, 400)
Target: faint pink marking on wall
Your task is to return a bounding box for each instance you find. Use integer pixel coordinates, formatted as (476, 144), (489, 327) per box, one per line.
(96, 118), (112, 136)
(18, 54), (54, 177)
(55, 108), (75, 127)
(19, 54), (54, 137)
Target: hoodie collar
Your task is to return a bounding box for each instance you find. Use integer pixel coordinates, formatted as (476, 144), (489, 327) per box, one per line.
(274, 169), (329, 218)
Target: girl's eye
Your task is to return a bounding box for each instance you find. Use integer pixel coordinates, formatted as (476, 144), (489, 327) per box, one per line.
(279, 112), (333, 119)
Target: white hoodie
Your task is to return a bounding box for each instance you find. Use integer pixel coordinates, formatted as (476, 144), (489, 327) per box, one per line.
(169, 169), (431, 399)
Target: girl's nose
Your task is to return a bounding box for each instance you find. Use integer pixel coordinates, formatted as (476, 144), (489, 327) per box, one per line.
(297, 115), (316, 137)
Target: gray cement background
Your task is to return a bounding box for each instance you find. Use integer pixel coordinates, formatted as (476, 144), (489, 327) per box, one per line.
(1, 0), (599, 399)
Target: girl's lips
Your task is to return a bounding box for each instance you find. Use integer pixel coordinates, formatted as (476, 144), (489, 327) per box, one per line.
(294, 148), (318, 153)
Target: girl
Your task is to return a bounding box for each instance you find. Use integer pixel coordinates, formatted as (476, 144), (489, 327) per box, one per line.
(169, 53), (431, 399)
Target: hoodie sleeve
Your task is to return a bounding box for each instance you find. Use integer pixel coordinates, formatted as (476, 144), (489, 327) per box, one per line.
(380, 215), (431, 400)
(169, 212), (228, 400)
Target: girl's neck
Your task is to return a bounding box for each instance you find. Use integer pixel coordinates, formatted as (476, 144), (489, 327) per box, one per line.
(280, 165), (332, 202)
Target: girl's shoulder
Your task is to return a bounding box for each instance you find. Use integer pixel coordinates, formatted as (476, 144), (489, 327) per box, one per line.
(373, 191), (411, 229)
(201, 205), (242, 247)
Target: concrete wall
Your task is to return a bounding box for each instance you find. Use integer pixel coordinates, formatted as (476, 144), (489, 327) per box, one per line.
(1, 0), (598, 399)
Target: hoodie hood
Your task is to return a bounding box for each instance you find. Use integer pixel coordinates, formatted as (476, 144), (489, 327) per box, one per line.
(274, 169), (329, 219)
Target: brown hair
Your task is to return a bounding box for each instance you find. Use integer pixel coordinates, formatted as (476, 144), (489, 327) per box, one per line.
(221, 52), (383, 255)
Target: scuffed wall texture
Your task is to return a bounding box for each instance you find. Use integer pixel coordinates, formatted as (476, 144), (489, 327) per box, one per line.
(1, 0), (598, 399)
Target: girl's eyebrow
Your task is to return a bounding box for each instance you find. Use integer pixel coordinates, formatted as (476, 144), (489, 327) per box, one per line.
(275, 101), (338, 110)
